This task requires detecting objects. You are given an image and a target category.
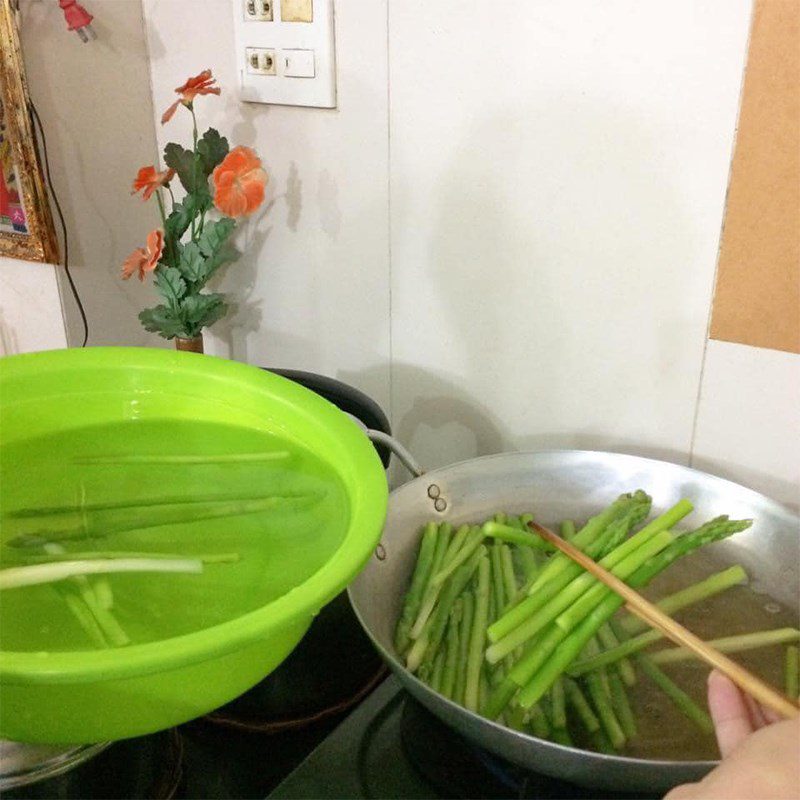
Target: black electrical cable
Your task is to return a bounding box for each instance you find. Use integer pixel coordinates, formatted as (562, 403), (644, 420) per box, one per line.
(29, 99), (89, 347)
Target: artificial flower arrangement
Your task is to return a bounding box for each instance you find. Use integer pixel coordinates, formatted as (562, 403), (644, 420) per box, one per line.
(122, 70), (268, 349)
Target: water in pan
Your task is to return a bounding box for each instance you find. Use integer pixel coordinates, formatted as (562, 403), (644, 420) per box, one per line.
(0, 419), (349, 651)
(615, 548), (796, 762)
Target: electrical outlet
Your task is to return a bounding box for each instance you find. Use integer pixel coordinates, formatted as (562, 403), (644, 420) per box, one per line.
(244, 0), (273, 22)
(234, 0), (336, 107)
(246, 48), (277, 75)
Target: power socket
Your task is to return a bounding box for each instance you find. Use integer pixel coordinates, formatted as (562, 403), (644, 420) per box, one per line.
(244, 0), (272, 22)
(246, 48), (277, 76)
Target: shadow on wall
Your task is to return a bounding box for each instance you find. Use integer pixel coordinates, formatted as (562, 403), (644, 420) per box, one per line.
(386, 93), (698, 470)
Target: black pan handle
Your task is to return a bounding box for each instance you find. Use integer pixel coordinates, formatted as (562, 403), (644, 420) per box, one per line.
(262, 368), (393, 469)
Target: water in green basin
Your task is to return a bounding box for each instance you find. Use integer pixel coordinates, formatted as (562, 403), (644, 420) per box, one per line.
(0, 419), (349, 652)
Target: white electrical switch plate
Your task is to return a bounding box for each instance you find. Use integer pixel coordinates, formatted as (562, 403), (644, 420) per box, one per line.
(283, 49), (315, 78)
(233, 0), (335, 108)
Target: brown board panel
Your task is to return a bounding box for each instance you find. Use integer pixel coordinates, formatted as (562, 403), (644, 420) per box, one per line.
(710, 0), (799, 354)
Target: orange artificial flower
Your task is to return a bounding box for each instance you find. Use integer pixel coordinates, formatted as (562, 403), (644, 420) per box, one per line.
(161, 69), (221, 124)
(121, 229), (164, 282)
(212, 146), (268, 218)
(131, 166), (176, 200)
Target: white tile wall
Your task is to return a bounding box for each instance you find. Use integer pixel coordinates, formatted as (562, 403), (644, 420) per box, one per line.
(135, 0), (800, 510)
(692, 340), (800, 510)
(0, 257), (67, 355)
(389, 0), (753, 470)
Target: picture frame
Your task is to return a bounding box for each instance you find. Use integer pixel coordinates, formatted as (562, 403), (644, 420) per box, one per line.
(0, 0), (58, 264)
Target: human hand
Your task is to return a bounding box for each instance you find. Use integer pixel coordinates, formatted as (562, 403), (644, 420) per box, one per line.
(664, 670), (800, 800)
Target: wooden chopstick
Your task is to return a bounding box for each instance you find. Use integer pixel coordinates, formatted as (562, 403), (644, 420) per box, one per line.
(529, 521), (800, 720)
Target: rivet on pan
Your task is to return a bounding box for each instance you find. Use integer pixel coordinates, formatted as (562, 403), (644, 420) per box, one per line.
(427, 484), (440, 499)
(375, 543), (387, 561)
(434, 497), (447, 512)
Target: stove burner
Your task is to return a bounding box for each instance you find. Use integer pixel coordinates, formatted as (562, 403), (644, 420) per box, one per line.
(3, 729), (183, 800)
(399, 697), (642, 800)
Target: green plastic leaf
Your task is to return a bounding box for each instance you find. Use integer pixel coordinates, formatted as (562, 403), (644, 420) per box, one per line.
(178, 242), (207, 284)
(197, 218), (236, 258)
(197, 218), (238, 279)
(204, 241), (239, 280)
(197, 128), (229, 176)
(163, 142), (205, 194)
(165, 196), (196, 242)
(153, 266), (187, 306)
(180, 293), (227, 337)
(138, 305), (187, 340)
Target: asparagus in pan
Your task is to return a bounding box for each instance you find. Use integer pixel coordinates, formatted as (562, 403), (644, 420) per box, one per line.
(394, 492), (798, 753)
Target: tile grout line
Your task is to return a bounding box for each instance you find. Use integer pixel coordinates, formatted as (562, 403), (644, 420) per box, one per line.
(688, 0), (757, 468)
(386, 0), (394, 428)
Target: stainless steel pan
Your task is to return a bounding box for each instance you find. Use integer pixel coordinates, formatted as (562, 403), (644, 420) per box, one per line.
(348, 448), (799, 794)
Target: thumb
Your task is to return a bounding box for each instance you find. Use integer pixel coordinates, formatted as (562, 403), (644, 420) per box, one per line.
(707, 669), (756, 757)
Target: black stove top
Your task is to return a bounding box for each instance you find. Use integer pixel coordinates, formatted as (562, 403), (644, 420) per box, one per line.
(5, 678), (655, 800)
(270, 678), (649, 800)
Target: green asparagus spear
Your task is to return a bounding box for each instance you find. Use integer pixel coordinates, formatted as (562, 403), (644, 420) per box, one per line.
(441, 600), (462, 699)
(553, 530), (677, 633)
(479, 667), (490, 714)
(487, 511), (638, 645)
(636, 655), (713, 733)
(529, 704), (551, 739)
(570, 566), (751, 676)
(406, 546), (485, 672)
(560, 520), (576, 540)
(504, 704), (527, 732)
(590, 728), (617, 754)
(585, 671), (626, 749)
(564, 677), (600, 733)
(430, 651), (445, 693)
(395, 523), (438, 653)
(464, 556), (491, 712)
(528, 491), (656, 593)
(514, 539), (696, 708)
(636, 517), (752, 581)
(650, 628), (800, 665)
(441, 524), (469, 567)
(454, 591), (474, 704)
(429, 526), (484, 588)
(786, 645), (799, 699)
(516, 545), (539, 583)
(490, 544), (506, 625)
(550, 727), (574, 747)
(483, 522), (551, 550)
(409, 524), (453, 638)
(599, 623), (637, 686)
(608, 671), (637, 739)
(550, 676), (567, 729)
(499, 544), (518, 605)
(488, 530), (673, 664)
(620, 565), (747, 635)
(484, 675), (520, 720)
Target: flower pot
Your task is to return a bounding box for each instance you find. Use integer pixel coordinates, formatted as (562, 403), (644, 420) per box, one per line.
(174, 335), (204, 353)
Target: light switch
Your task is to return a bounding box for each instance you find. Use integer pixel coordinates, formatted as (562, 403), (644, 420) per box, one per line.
(283, 49), (315, 78)
(233, 0), (335, 107)
(281, 0), (312, 23)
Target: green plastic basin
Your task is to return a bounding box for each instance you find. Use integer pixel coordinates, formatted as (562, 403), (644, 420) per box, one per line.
(0, 348), (388, 744)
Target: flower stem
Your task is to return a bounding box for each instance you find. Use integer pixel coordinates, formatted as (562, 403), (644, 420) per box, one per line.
(155, 190), (167, 228)
(190, 105), (199, 240)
